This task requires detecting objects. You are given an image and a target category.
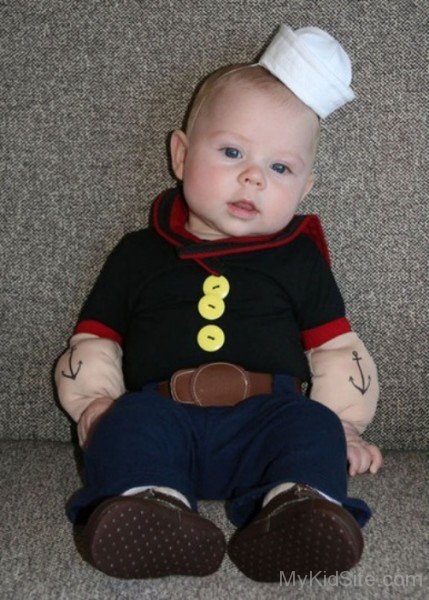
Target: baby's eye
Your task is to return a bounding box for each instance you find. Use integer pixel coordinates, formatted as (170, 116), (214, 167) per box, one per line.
(223, 147), (242, 159)
(271, 163), (290, 174)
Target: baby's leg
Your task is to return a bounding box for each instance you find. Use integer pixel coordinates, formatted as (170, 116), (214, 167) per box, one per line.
(68, 386), (225, 578)
(68, 389), (197, 519)
(220, 386), (369, 581)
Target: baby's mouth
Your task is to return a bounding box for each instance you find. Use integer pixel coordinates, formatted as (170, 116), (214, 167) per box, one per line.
(227, 200), (259, 219)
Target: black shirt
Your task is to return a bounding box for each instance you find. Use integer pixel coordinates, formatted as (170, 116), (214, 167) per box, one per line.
(76, 188), (349, 390)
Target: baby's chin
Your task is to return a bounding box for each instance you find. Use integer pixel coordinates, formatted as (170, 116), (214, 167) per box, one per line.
(232, 218), (295, 238)
(185, 212), (295, 240)
(218, 223), (292, 239)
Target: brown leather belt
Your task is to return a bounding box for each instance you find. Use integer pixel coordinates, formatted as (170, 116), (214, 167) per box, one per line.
(157, 362), (301, 407)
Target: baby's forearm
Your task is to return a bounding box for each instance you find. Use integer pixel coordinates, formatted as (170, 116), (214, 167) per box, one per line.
(305, 332), (379, 433)
(54, 333), (126, 422)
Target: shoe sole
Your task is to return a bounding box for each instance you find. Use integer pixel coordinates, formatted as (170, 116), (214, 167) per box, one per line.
(228, 498), (364, 582)
(83, 496), (226, 579)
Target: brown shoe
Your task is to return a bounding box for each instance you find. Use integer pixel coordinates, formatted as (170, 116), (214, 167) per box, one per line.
(228, 484), (364, 582)
(83, 489), (226, 579)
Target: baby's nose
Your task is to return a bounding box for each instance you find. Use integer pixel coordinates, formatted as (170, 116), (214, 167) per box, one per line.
(238, 165), (265, 188)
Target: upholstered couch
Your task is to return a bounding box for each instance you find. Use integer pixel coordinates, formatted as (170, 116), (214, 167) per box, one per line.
(1, 1), (427, 598)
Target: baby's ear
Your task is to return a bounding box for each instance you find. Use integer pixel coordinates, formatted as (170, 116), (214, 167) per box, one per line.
(170, 130), (188, 180)
(302, 173), (316, 201)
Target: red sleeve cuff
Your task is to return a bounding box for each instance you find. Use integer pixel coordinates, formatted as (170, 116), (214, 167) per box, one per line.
(74, 320), (123, 346)
(301, 317), (351, 350)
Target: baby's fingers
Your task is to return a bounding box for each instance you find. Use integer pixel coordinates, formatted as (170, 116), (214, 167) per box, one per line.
(77, 417), (88, 448)
(348, 443), (383, 476)
(368, 444), (383, 473)
(347, 445), (367, 476)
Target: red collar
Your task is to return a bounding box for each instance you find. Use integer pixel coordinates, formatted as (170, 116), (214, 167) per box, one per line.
(151, 188), (331, 272)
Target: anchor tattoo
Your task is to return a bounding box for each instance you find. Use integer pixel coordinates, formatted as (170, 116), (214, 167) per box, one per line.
(61, 345), (82, 380)
(349, 350), (371, 394)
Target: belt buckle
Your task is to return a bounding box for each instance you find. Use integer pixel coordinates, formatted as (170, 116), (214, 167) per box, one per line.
(171, 362), (250, 406)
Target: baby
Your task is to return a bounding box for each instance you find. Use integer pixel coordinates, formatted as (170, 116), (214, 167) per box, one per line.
(56, 26), (382, 582)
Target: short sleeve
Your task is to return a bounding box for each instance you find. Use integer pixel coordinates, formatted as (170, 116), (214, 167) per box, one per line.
(290, 237), (351, 349)
(74, 235), (134, 344)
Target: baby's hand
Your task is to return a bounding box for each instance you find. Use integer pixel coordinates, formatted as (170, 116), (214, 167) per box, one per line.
(341, 420), (383, 477)
(77, 396), (116, 448)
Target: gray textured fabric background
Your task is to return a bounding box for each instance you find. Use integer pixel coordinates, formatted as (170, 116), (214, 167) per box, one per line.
(1, 0), (428, 448)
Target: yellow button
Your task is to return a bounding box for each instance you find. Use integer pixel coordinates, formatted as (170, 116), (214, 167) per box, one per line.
(197, 325), (225, 352)
(203, 275), (230, 299)
(198, 294), (225, 320)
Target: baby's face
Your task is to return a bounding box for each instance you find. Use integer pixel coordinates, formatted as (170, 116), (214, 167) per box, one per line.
(171, 81), (319, 240)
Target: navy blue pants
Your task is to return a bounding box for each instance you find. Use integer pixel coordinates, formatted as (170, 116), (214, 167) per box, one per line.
(67, 375), (371, 528)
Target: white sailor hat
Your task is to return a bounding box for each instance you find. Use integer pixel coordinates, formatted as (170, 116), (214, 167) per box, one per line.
(258, 25), (355, 118)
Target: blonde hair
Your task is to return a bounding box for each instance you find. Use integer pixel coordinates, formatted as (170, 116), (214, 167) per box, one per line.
(185, 63), (299, 136)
